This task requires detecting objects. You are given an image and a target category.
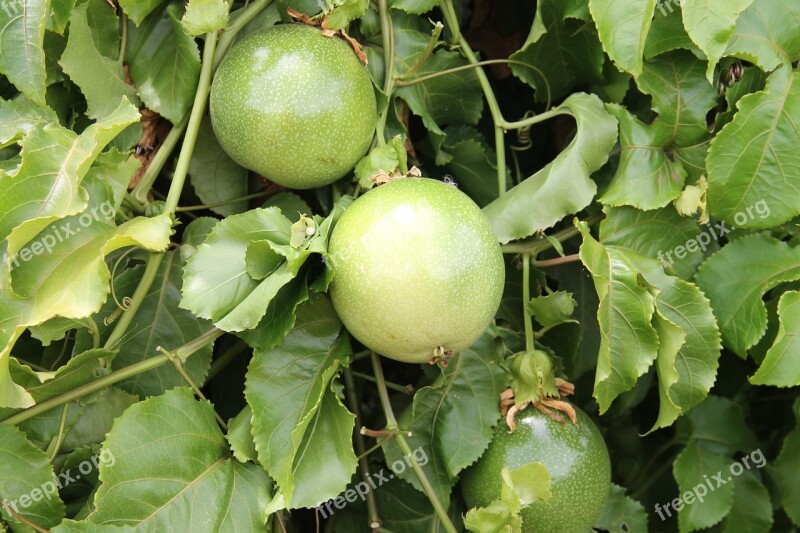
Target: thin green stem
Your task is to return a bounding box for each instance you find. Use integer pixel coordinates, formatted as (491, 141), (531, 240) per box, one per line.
(370, 352), (397, 430)
(176, 191), (267, 212)
(47, 405), (70, 461)
(396, 21), (443, 80)
(522, 254), (534, 352)
(344, 368), (382, 530)
(351, 370), (413, 394)
(395, 59), (549, 96)
(501, 213), (604, 255)
(1, 328), (223, 426)
(533, 254), (581, 268)
(502, 107), (571, 131)
(370, 352), (457, 533)
(162, 346), (227, 430)
(103, 253), (164, 349)
(130, 113), (189, 205)
(206, 340), (250, 383)
(165, 33), (218, 214)
(374, 0), (395, 146)
(440, 0), (507, 196)
(214, 0), (273, 71)
(356, 434), (395, 461)
(395, 433), (457, 533)
(118, 13), (128, 66)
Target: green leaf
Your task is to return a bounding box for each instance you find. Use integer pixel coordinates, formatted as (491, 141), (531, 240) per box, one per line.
(721, 471), (773, 532)
(694, 234), (800, 356)
(61, 387), (138, 451)
(227, 406), (258, 464)
(483, 93), (618, 244)
(464, 500), (519, 533)
(354, 135), (407, 189)
(0, 425), (66, 530)
(126, 5), (201, 124)
(181, 0), (230, 36)
(322, 0), (369, 30)
(395, 50), (483, 135)
(725, 0), (800, 72)
(118, 0), (168, 26)
(681, 0), (754, 80)
(771, 398), (800, 526)
(388, 0), (438, 14)
(593, 484), (648, 533)
(0, 0), (48, 105)
(89, 388), (272, 530)
(589, 0), (657, 76)
(631, 262), (721, 432)
(0, 99), (58, 149)
(465, 463), (551, 533)
(59, 0), (139, 119)
(245, 296), (356, 509)
(598, 104), (688, 210)
(433, 125), (505, 208)
(600, 205), (705, 280)
(180, 207), (293, 324)
(672, 440), (735, 531)
(635, 51), (718, 146)
(707, 67), (800, 229)
(0, 98), (140, 252)
(188, 117), (247, 215)
(576, 223), (659, 412)
(509, 0), (605, 102)
(645, 6), (702, 59)
(679, 396), (757, 456)
(48, 0), (77, 34)
(527, 291), (577, 328)
(750, 290), (800, 386)
(383, 333), (507, 505)
(101, 252), (214, 397)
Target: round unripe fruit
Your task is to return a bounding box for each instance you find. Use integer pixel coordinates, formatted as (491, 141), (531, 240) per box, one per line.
(209, 24), (377, 189)
(329, 178), (505, 363)
(461, 407), (611, 533)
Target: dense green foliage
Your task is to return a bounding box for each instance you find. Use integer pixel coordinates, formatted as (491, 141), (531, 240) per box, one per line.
(0, 0), (799, 532)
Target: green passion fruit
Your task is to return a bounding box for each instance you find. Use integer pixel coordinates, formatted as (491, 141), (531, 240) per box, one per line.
(328, 178), (505, 363)
(461, 406), (611, 533)
(209, 24), (377, 189)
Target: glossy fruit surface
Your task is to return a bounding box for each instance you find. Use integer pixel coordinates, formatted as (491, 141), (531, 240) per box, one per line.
(209, 24), (377, 189)
(461, 406), (611, 533)
(328, 178), (505, 363)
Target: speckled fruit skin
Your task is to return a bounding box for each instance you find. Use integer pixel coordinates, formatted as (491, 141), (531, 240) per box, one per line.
(209, 24), (377, 189)
(328, 178), (505, 363)
(461, 407), (611, 533)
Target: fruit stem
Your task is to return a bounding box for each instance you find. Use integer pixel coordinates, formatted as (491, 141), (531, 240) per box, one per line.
(344, 368), (383, 530)
(109, 33), (220, 348)
(375, 0), (396, 146)
(165, 33), (218, 213)
(370, 352), (457, 533)
(523, 254), (535, 352)
(440, 0), (507, 196)
(1, 328), (223, 426)
(214, 0), (275, 71)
